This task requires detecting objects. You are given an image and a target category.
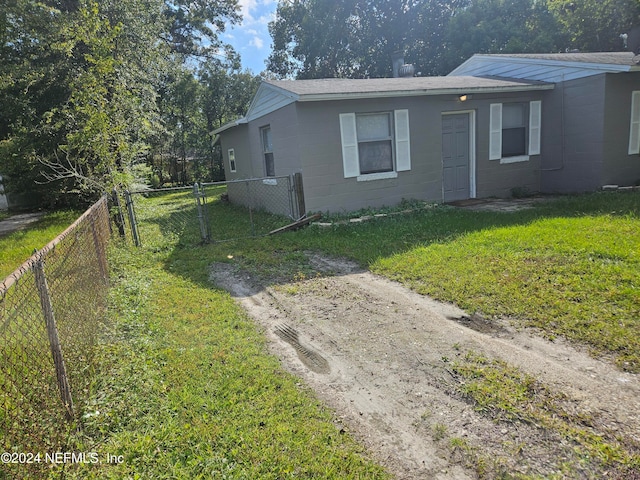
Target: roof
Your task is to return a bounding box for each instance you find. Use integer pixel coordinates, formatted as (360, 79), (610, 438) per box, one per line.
(449, 52), (640, 82)
(213, 75), (553, 134)
(263, 76), (552, 99)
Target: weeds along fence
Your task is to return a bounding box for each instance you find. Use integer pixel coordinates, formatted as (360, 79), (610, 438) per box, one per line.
(0, 196), (110, 466)
(124, 174), (304, 246)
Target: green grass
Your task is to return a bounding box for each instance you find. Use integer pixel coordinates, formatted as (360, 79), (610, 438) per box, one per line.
(59, 232), (389, 478)
(0, 210), (80, 279)
(187, 191), (639, 371)
(43, 189), (638, 478)
(370, 202), (640, 371)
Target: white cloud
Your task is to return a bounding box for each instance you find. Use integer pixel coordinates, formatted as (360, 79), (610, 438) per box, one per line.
(237, 0), (276, 26)
(250, 36), (264, 49)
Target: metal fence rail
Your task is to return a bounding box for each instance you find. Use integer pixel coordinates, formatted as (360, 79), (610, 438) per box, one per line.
(126, 174), (304, 246)
(0, 196), (111, 475)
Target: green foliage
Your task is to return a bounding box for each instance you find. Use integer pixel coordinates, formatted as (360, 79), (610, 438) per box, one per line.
(268, 0), (472, 78)
(548, 0), (640, 52)
(149, 64), (259, 186)
(440, 0), (568, 73)
(0, 0), (245, 204)
(267, 0), (635, 79)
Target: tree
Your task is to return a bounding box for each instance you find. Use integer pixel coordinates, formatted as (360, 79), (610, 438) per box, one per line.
(267, 0), (564, 79)
(199, 66), (261, 180)
(0, 0), (241, 206)
(440, 0), (568, 73)
(548, 0), (640, 52)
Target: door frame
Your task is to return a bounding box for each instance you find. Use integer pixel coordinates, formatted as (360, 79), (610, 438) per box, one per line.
(441, 110), (476, 199)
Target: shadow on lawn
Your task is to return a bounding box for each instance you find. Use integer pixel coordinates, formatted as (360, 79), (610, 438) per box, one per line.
(161, 190), (640, 293)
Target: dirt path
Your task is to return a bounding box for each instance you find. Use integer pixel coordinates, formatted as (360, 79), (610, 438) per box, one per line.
(210, 253), (640, 479)
(0, 212), (45, 237)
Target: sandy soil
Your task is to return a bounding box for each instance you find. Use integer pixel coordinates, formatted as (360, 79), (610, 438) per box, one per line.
(210, 252), (640, 479)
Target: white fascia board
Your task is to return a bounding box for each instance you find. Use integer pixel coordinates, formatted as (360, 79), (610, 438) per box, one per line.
(296, 84), (554, 102)
(212, 117), (248, 135)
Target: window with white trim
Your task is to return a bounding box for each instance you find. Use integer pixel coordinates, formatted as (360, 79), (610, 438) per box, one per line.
(489, 100), (541, 163)
(357, 113), (393, 174)
(629, 91), (640, 155)
(339, 110), (411, 181)
(228, 148), (236, 172)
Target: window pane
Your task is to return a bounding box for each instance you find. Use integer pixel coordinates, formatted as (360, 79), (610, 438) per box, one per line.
(358, 140), (393, 174)
(265, 152), (275, 176)
(262, 127), (273, 152)
(356, 114), (390, 141)
(503, 104), (525, 128)
(502, 127), (526, 157)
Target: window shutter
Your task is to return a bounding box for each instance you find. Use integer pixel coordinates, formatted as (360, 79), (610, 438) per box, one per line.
(394, 109), (411, 171)
(528, 100), (542, 155)
(629, 91), (640, 155)
(339, 113), (359, 178)
(489, 103), (502, 160)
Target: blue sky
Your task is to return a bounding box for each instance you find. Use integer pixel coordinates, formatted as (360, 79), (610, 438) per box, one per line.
(224, 0), (278, 73)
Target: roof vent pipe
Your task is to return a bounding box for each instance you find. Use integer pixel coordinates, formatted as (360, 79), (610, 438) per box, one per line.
(398, 64), (415, 77)
(391, 51), (405, 78)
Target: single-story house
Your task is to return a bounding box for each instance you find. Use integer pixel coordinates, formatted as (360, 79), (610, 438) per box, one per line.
(214, 52), (640, 214)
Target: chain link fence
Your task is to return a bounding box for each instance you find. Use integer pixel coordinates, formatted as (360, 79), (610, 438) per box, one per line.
(0, 196), (110, 477)
(125, 174), (305, 246)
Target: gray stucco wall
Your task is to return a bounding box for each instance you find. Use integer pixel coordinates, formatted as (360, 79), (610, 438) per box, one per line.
(220, 124), (252, 179)
(220, 88), (546, 215)
(295, 96), (442, 213)
(540, 75), (606, 193)
(464, 92), (543, 198)
(295, 91), (544, 213)
(602, 72), (640, 187)
(247, 103), (301, 178)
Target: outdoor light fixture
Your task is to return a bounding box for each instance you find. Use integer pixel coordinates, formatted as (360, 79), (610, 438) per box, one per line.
(459, 94), (471, 102)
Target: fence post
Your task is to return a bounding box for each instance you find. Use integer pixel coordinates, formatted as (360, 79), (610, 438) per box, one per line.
(193, 183), (210, 243)
(34, 259), (74, 420)
(245, 180), (255, 237)
(124, 190), (140, 247)
(293, 172), (306, 219)
(111, 188), (126, 238)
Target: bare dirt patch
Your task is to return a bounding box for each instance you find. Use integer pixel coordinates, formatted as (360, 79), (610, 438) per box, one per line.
(210, 253), (640, 479)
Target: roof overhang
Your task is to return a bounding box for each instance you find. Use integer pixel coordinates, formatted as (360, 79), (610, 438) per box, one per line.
(294, 83), (554, 102)
(456, 54), (640, 74)
(215, 76), (554, 134)
(212, 117), (248, 135)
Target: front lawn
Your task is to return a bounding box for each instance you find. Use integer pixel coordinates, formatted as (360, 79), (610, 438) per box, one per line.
(373, 204), (640, 371)
(60, 190), (639, 478)
(254, 192), (639, 372)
